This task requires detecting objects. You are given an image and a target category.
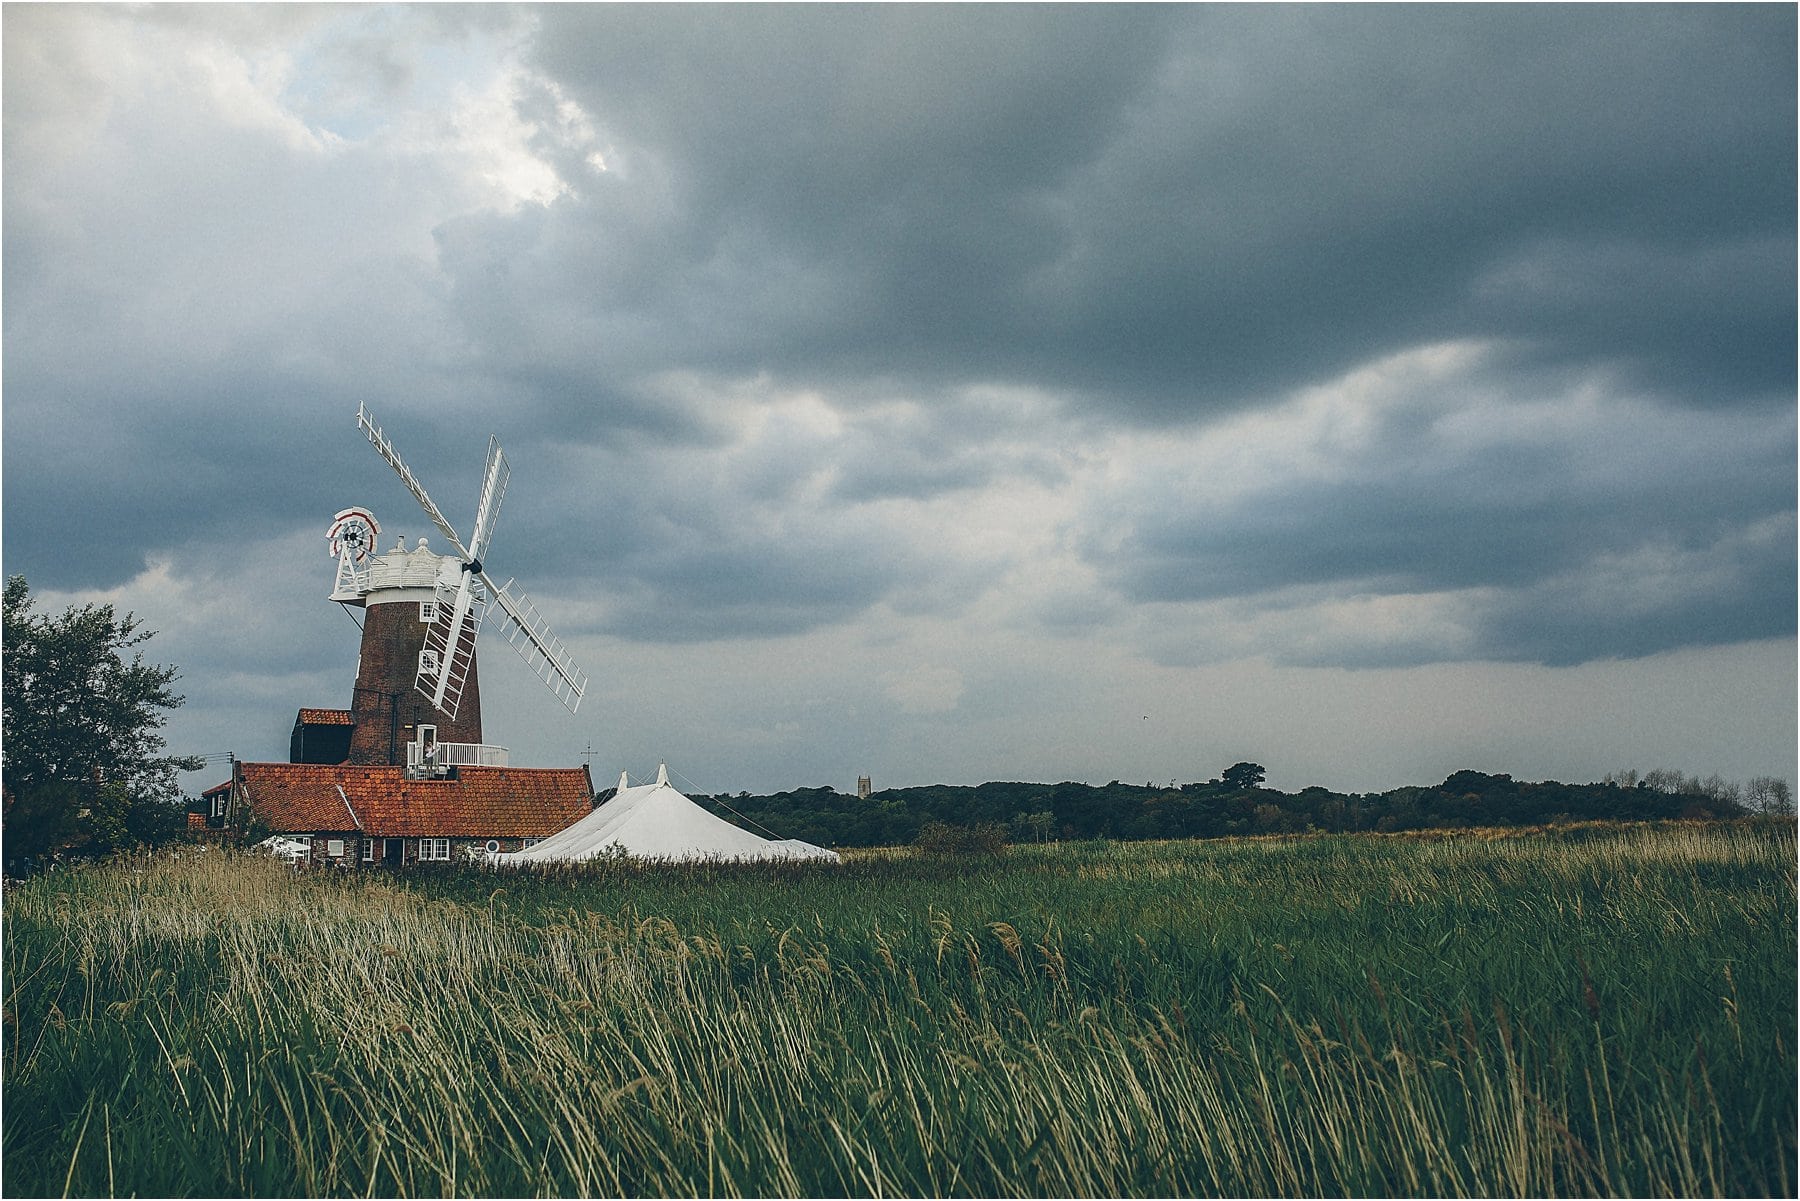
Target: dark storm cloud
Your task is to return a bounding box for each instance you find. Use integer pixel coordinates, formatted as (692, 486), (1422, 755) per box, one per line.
(487, 397), (1029, 643)
(3, 3), (1792, 677)
(486, 3), (1794, 425)
(504, 2), (1793, 666)
(592, 537), (902, 644)
(500, 446), (912, 643)
(1470, 517), (1797, 667)
(1115, 425), (1791, 604)
(1086, 353), (1796, 666)
(522, 3), (1167, 373)
(2, 6), (479, 593)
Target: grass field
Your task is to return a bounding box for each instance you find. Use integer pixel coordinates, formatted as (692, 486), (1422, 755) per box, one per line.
(3, 822), (1794, 1197)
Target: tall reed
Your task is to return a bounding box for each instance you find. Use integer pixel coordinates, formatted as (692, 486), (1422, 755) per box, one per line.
(4, 823), (1792, 1196)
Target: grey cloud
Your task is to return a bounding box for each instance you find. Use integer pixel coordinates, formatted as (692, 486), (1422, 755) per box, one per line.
(483, 4), (1794, 424)
(564, 483), (918, 644)
(1470, 516), (1797, 667)
(4, 3), (1792, 678)
(1, 4), (1792, 795)
(4, 9), (491, 589)
(1087, 365), (1795, 666)
(460, 424), (927, 643)
(449, 379), (1066, 644)
(1469, 234), (1796, 401)
(592, 537), (902, 644)
(825, 395), (1079, 504)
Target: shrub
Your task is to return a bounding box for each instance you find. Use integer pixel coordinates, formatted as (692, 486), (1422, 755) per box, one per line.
(913, 820), (1008, 856)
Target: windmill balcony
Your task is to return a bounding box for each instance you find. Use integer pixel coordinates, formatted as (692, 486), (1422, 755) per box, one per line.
(407, 740), (509, 777)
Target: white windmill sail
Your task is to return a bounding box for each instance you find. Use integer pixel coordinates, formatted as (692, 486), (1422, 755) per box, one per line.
(488, 579), (588, 712)
(420, 436), (506, 712)
(356, 403), (587, 718)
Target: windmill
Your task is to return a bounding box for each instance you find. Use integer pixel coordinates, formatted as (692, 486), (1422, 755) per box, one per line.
(330, 404), (587, 766)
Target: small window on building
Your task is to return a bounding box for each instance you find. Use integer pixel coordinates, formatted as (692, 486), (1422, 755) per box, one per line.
(327, 839), (345, 858)
(484, 839), (500, 854)
(521, 837), (541, 849)
(420, 601), (437, 623)
(419, 649), (440, 675)
(362, 839), (376, 863)
(420, 837), (450, 862)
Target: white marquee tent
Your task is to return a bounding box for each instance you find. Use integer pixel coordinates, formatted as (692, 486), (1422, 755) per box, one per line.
(492, 765), (841, 865)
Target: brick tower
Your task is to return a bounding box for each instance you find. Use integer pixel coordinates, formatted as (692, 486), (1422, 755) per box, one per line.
(345, 540), (484, 764)
(332, 532), (484, 765)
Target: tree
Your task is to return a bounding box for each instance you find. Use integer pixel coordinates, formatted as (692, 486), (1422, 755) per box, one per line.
(2, 576), (202, 866)
(1221, 762), (1266, 790)
(1694, 774), (1740, 808)
(1743, 776), (1795, 817)
(1442, 770), (1513, 795)
(1641, 767), (1696, 795)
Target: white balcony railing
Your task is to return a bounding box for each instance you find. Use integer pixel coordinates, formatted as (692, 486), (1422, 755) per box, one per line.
(406, 741), (510, 775)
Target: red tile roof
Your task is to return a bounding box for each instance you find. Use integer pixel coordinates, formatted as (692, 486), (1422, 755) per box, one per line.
(236, 762), (593, 838)
(296, 708), (355, 726)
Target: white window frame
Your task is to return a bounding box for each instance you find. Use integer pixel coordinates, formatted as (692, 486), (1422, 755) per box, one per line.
(419, 601), (437, 623)
(419, 649), (440, 675)
(420, 837), (451, 862)
(326, 839), (345, 858)
(521, 837), (541, 849)
(361, 838), (376, 863)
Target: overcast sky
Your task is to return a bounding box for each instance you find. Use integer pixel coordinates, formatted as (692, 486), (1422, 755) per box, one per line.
(4, 4), (1794, 798)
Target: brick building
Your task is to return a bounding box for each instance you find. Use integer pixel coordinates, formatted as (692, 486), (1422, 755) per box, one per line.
(204, 760), (593, 867)
(189, 482), (597, 864)
(189, 538), (595, 864)
(290, 708), (355, 765)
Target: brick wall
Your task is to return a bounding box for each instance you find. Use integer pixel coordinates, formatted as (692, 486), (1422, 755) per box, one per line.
(347, 601), (484, 765)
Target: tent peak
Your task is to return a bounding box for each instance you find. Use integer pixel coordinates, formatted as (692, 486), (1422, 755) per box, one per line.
(656, 762), (669, 786)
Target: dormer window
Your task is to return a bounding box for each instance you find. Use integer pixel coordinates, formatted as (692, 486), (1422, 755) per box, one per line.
(419, 601), (437, 623)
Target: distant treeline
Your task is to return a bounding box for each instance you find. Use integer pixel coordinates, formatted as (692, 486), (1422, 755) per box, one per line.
(690, 766), (1783, 849)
